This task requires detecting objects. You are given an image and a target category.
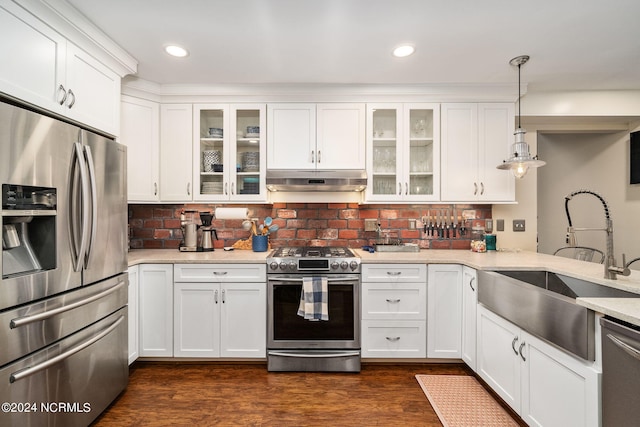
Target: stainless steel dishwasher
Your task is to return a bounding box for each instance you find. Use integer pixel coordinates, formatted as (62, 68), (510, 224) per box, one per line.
(600, 317), (640, 426)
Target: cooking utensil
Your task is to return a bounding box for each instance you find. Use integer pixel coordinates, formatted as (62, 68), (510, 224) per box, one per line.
(264, 216), (273, 227)
(242, 220), (252, 231)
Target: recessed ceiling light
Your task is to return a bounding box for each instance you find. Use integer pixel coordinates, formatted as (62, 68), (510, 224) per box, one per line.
(164, 45), (189, 58)
(392, 45), (415, 58)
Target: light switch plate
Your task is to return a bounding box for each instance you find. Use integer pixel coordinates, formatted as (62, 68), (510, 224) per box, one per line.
(496, 219), (504, 232)
(513, 219), (526, 232)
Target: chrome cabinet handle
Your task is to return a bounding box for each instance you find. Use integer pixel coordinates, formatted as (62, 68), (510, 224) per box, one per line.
(386, 337), (401, 342)
(224, 182), (228, 195)
(519, 342), (526, 361)
(187, 182), (191, 196)
(386, 298), (401, 303)
(469, 276), (476, 291)
(222, 289), (226, 303)
(386, 271), (402, 276)
(213, 271), (228, 275)
(398, 182), (402, 195)
(607, 334), (640, 361)
(511, 336), (519, 355)
(83, 145), (98, 268)
(311, 150), (315, 163)
(405, 182), (408, 195)
(231, 182), (235, 195)
(10, 315), (124, 383)
(474, 182), (478, 195)
(154, 182), (158, 196)
(317, 150), (321, 163)
(10, 281), (126, 328)
(57, 84), (68, 105)
(66, 89), (76, 108)
(480, 182), (485, 195)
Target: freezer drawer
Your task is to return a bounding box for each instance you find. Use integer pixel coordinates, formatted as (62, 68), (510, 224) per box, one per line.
(601, 316), (640, 427)
(0, 273), (127, 367)
(0, 307), (128, 427)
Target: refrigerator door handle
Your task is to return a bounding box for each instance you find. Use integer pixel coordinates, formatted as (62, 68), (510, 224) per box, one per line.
(83, 144), (98, 268)
(71, 142), (91, 272)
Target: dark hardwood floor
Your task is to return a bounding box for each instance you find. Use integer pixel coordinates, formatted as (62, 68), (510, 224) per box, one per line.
(91, 362), (520, 426)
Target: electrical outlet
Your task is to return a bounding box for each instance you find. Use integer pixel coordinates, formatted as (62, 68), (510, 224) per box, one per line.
(496, 219), (504, 232)
(513, 219), (526, 232)
(364, 218), (378, 232)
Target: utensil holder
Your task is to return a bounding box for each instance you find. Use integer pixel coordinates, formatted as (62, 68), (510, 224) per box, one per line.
(252, 234), (268, 252)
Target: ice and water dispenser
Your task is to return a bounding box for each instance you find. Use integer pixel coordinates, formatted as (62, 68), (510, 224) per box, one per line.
(2, 184), (56, 278)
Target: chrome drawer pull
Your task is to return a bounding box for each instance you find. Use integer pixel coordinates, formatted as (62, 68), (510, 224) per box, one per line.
(386, 298), (401, 303)
(386, 336), (401, 342)
(386, 271), (402, 276)
(213, 271), (228, 275)
(10, 281), (125, 329)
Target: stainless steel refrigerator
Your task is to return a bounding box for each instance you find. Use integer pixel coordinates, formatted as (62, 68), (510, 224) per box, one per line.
(0, 98), (128, 426)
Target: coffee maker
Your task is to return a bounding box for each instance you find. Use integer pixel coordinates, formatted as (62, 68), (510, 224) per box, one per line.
(179, 210), (199, 252)
(198, 211), (217, 252)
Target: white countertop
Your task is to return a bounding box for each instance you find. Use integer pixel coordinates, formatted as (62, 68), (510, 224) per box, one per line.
(128, 248), (640, 326)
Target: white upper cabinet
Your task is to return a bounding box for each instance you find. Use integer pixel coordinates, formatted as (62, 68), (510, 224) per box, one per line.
(441, 103), (515, 202)
(0, 3), (120, 135)
(120, 96), (160, 202)
(365, 103), (440, 202)
(160, 104), (193, 202)
(267, 103), (365, 170)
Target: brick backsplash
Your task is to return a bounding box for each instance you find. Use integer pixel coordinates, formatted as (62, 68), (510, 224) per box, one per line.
(128, 203), (492, 250)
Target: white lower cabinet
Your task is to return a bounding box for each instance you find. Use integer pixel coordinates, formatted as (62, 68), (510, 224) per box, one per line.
(427, 264), (462, 358)
(461, 266), (477, 370)
(477, 305), (600, 427)
(361, 264), (427, 358)
(127, 265), (139, 365)
(173, 264), (266, 358)
(138, 264), (174, 357)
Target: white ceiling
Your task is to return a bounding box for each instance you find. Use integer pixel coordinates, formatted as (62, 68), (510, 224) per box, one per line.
(66, 0), (640, 92)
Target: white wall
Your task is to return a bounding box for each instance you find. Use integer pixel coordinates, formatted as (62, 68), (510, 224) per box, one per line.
(537, 128), (640, 268)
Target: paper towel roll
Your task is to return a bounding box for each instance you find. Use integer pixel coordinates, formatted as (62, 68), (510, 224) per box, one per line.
(214, 207), (248, 220)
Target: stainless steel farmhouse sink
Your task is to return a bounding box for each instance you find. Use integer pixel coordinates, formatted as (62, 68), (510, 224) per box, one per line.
(477, 270), (638, 361)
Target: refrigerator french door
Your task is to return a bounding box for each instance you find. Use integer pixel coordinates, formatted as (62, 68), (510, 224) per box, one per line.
(0, 98), (128, 426)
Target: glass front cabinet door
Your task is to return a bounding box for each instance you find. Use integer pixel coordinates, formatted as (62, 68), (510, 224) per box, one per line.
(365, 103), (440, 202)
(193, 104), (267, 202)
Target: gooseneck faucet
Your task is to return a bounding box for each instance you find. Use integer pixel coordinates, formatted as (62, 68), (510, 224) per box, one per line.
(564, 189), (630, 279)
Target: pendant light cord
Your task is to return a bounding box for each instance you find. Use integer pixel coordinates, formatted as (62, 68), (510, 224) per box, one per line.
(517, 63), (521, 129)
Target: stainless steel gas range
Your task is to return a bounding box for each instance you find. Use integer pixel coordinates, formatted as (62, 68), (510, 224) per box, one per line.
(266, 246), (361, 372)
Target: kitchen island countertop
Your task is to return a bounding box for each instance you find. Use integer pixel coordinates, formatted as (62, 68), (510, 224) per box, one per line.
(128, 248), (640, 326)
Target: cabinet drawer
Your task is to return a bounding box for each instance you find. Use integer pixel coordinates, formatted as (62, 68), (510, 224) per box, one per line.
(361, 264), (427, 282)
(174, 264), (266, 282)
(362, 282), (426, 320)
(361, 320), (426, 358)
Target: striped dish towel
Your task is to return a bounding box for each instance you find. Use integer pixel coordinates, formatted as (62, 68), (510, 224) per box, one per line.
(297, 277), (328, 321)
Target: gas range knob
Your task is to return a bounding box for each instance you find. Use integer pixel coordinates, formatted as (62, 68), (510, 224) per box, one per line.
(288, 262), (296, 270)
(340, 261), (348, 270)
(270, 262), (279, 270)
(350, 261), (359, 270)
(279, 262), (287, 270)
(331, 261), (339, 270)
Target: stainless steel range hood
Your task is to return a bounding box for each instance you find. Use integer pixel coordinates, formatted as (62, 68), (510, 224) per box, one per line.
(266, 170), (367, 192)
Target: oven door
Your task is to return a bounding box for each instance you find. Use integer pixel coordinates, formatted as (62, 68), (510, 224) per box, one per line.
(268, 275), (360, 350)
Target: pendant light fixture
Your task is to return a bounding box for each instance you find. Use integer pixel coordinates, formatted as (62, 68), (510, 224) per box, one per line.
(497, 55), (545, 178)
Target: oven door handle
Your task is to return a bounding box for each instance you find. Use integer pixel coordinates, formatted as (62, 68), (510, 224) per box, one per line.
(269, 277), (356, 283)
(9, 315), (124, 383)
(268, 351), (361, 358)
(10, 280), (126, 329)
